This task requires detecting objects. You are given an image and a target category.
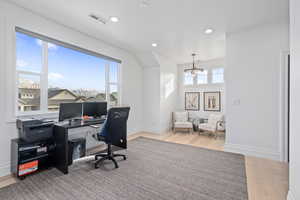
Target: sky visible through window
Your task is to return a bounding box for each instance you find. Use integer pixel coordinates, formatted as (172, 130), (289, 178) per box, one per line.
(16, 32), (117, 92)
(16, 32), (42, 73)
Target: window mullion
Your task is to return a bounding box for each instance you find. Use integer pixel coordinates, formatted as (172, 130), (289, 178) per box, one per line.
(105, 62), (110, 107)
(117, 63), (121, 105)
(40, 41), (48, 113)
(16, 71), (20, 113)
(207, 69), (212, 84)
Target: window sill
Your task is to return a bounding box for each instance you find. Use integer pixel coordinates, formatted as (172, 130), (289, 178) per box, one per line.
(184, 83), (224, 87)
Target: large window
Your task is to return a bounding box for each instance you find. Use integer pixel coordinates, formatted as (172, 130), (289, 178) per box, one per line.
(16, 30), (120, 114)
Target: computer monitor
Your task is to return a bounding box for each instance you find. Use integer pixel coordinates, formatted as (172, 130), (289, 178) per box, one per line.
(59, 103), (83, 122)
(83, 102), (107, 118)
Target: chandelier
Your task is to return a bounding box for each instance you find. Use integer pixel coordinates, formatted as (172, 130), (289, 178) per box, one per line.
(184, 53), (204, 76)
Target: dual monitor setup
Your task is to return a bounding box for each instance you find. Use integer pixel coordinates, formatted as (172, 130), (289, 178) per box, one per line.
(59, 102), (108, 122)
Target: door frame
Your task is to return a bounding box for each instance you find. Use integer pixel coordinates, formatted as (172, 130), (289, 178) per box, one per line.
(279, 50), (290, 162)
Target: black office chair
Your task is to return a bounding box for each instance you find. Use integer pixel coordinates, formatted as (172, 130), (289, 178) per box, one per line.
(93, 107), (130, 169)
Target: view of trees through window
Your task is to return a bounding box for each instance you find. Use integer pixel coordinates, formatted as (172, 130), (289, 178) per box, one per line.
(16, 31), (120, 113)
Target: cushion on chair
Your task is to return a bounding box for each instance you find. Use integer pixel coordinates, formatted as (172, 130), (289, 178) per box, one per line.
(174, 112), (188, 122)
(208, 114), (223, 126)
(174, 121), (193, 129)
(199, 114), (224, 132)
(198, 123), (215, 132)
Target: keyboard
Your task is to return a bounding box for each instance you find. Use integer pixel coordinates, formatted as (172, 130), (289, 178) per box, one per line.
(83, 118), (105, 124)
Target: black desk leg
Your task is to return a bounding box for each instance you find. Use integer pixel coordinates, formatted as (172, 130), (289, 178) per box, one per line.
(53, 126), (69, 174)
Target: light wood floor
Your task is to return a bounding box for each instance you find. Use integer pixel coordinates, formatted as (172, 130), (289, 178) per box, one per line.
(0, 132), (289, 200)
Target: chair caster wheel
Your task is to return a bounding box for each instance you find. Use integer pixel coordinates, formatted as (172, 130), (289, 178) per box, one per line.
(124, 156), (127, 160)
(95, 164), (99, 169)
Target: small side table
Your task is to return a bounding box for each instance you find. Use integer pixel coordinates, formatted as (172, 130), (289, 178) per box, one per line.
(189, 118), (208, 131)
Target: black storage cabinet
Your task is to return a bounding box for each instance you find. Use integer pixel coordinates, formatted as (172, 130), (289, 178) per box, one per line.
(11, 139), (55, 180)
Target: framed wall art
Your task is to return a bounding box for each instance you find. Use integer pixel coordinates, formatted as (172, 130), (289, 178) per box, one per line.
(185, 92), (200, 111)
(204, 92), (221, 112)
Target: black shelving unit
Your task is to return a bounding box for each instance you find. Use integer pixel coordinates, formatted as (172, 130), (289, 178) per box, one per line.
(11, 139), (55, 180)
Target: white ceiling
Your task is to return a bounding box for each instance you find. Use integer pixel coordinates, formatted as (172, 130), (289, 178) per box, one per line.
(6, 0), (288, 64)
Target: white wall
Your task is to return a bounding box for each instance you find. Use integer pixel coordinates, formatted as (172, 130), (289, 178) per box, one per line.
(288, 0), (300, 199)
(177, 58), (225, 118)
(225, 22), (289, 161)
(0, 1), (144, 176)
(142, 67), (161, 133)
(142, 54), (178, 134)
(157, 54), (178, 133)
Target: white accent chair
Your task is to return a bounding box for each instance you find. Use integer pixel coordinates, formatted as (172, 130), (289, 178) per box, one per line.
(198, 114), (225, 138)
(172, 111), (193, 133)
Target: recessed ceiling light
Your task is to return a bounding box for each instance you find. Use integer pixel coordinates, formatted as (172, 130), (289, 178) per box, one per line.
(110, 16), (119, 23)
(152, 43), (158, 47)
(204, 28), (214, 34)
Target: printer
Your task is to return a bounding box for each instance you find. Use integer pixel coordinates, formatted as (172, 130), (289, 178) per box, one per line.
(16, 119), (54, 142)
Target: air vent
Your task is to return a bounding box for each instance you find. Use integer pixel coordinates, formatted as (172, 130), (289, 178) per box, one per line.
(89, 14), (107, 24)
(140, 0), (150, 7)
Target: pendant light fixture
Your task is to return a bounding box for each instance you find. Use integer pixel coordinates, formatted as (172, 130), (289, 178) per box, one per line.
(184, 53), (204, 76)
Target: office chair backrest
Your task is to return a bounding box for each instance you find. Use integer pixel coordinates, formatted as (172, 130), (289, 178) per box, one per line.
(106, 107), (130, 149)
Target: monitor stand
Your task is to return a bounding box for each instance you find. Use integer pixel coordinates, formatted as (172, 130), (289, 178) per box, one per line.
(68, 118), (82, 125)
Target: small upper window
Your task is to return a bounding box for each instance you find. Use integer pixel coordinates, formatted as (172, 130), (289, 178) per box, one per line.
(197, 70), (208, 84)
(184, 72), (193, 85)
(212, 68), (224, 83)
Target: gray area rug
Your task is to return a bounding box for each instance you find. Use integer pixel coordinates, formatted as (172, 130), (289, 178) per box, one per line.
(0, 137), (248, 200)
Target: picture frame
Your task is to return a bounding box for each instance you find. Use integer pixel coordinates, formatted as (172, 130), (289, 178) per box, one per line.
(204, 91), (221, 112)
(185, 92), (200, 111)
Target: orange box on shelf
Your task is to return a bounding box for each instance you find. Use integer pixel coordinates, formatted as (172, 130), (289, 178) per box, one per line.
(18, 160), (38, 176)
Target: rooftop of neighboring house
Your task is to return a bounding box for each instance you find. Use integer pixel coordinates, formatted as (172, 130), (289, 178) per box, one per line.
(18, 88), (113, 107)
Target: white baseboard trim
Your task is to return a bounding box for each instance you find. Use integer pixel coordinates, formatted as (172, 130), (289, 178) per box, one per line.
(287, 191), (296, 200)
(0, 162), (11, 178)
(160, 127), (171, 134)
(224, 143), (280, 161)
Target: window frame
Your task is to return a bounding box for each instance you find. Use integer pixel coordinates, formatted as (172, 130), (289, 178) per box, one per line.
(183, 71), (195, 86)
(106, 62), (121, 107)
(211, 67), (225, 84)
(15, 28), (121, 116)
(182, 67), (224, 87)
(16, 71), (43, 115)
(196, 70), (208, 85)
